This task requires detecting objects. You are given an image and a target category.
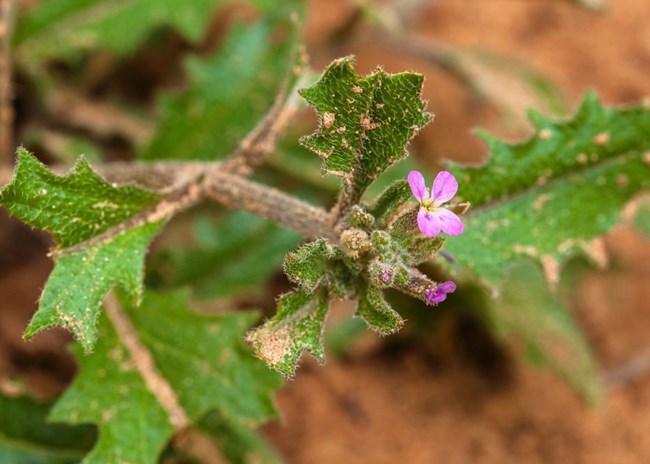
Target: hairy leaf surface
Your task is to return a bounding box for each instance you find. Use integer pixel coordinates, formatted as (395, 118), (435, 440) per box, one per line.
(0, 149), (163, 350)
(283, 239), (335, 292)
(247, 290), (329, 377)
(0, 149), (159, 248)
(300, 57), (431, 201)
(26, 221), (163, 351)
(356, 282), (403, 335)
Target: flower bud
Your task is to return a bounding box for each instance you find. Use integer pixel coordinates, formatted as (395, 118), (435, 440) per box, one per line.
(340, 228), (371, 259)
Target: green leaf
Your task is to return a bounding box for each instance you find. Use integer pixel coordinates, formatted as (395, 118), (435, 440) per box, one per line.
(15, 0), (227, 61)
(247, 289), (329, 377)
(14, 0), (306, 73)
(0, 149), (159, 248)
(26, 221), (163, 351)
(149, 211), (300, 299)
(356, 282), (403, 335)
(0, 393), (96, 464)
(446, 93), (650, 288)
(141, 17), (303, 161)
(0, 149), (164, 350)
(299, 57), (431, 201)
(283, 239), (335, 292)
(495, 261), (602, 403)
(51, 289), (282, 464)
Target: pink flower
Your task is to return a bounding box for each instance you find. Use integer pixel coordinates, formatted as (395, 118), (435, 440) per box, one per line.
(426, 281), (457, 305)
(408, 170), (463, 237)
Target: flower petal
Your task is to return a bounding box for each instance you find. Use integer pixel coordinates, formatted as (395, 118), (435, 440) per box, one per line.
(417, 208), (441, 237)
(425, 281), (457, 305)
(408, 170), (429, 202)
(433, 208), (464, 236)
(431, 292), (448, 304)
(431, 171), (458, 205)
(425, 288), (445, 304)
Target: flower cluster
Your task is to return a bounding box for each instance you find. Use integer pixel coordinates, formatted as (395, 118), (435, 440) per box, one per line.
(408, 170), (463, 305)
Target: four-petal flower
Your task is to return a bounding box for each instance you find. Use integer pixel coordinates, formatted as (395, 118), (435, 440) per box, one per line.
(408, 170), (464, 237)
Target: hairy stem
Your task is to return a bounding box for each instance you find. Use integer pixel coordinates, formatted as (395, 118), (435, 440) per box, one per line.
(0, 0), (14, 162)
(98, 161), (337, 240)
(95, 161), (207, 193)
(204, 168), (337, 241)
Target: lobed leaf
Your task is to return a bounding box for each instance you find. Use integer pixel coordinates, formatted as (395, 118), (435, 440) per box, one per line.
(446, 93), (650, 289)
(0, 149), (159, 248)
(51, 313), (172, 464)
(25, 221), (163, 351)
(51, 289), (281, 463)
(0, 149), (164, 350)
(299, 57), (431, 201)
(246, 290), (329, 377)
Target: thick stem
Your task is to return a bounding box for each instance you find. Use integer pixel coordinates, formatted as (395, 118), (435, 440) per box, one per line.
(204, 168), (338, 241)
(98, 161), (338, 241)
(95, 161), (206, 193)
(0, 0), (14, 162)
